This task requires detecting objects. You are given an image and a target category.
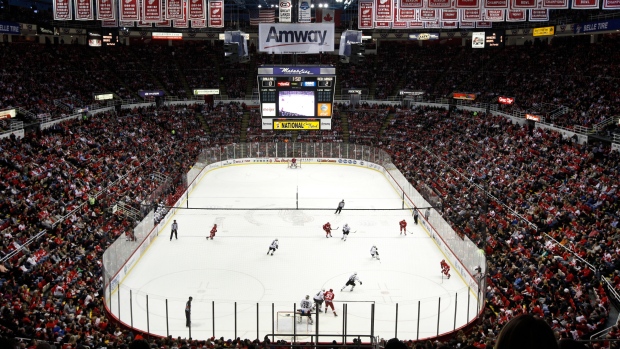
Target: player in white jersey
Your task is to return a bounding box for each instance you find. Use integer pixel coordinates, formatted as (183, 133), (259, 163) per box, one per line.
(341, 224), (351, 241)
(370, 245), (380, 260)
(298, 295), (314, 324)
(267, 239), (279, 256)
(341, 272), (362, 291)
(313, 289), (325, 312)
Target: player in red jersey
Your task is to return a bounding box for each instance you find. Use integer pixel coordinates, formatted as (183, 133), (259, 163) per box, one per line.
(323, 289), (337, 316)
(440, 259), (451, 279)
(399, 219), (407, 235)
(208, 224), (217, 240)
(323, 222), (333, 238)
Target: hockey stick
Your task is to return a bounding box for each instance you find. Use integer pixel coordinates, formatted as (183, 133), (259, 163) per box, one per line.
(352, 230), (357, 233)
(331, 227), (339, 230)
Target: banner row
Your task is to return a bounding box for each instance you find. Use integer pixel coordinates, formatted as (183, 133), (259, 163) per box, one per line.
(359, 0), (620, 29)
(53, 0), (224, 27)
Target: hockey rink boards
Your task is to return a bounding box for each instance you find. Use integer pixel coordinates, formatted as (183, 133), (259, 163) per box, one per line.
(109, 164), (480, 341)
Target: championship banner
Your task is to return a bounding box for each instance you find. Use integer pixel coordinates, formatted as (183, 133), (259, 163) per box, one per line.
(375, 0), (394, 21)
(484, 9), (504, 20)
(75, 0), (94, 20)
(191, 19), (206, 27)
(456, 0), (480, 8)
(208, 0), (223, 28)
(120, 0), (140, 21)
(101, 18), (118, 26)
(409, 21), (425, 28)
(484, 0), (508, 6)
(506, 9), (526, 21)
(462, 9), (482, 20)
(155, 19), (171, 26)
(572, 0), (599, 8)
(259, 23), (335, 54)
(603, 0), (620, 9)
(143, 0), (162, 22)
(97, 0), (115, 19)
(279, 0), (292, 23)
(392, 7), (409, 27)
(460, 21), (475, 27)
(442, 21), (458, 28)
(529, 8), (548, 21)
(398, 8), (417, 20)
(428, 0), (452, 8)
(120, 20), (134, 26)
(424, 20), (441, 28)
(476, 21), (492, 27)
(137, 19), (152, 26)
(543, 0), (569, 8)
(166, 0), (183, 19)
(375, 21), (391, 28)
(298, 0), (311, 23)
(358, 0), (374, 29)
(441, 9), (459, 21)
(173, 4), (188, 27)
(419, 9), (439, 20)
(188, 0), (205, 20)
(399, 0), (423, 7)
(53, 0), (72, 20)
(511, 0), (536, 8)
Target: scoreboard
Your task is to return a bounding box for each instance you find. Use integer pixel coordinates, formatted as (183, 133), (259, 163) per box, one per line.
(257, 66), (336, 130)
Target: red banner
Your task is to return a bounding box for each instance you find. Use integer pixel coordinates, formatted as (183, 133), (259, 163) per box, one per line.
(506, 9), (526, 20)
(398, 8), (417, 20)
(54, 0), (72, 20)
(498, 96), (515, 105)
(441, 9), (459, 20)
(456, 0), (480, 7)
(166, 0), (183, 19)
(97, 0), (115, 19)
(409, 20), (425, 27)
(476, 21), (492, 27)
(428, 0), (452, 8)
(484, 0), (508, 6)
(101, 18), (118, 26)
(375, 0), (393, 21)
(399, 0), (423, 7)
(460, 20), (475, 27)
(512, 0), (536, 8)
(375, 21), (391, 27)
(603, 0), (620, 7)
(543, 0), (569, 7)
(143, 0), (162, 21)
(191, 19), (206, 27)
(485, 9), (505, 20)
(173, 1), (187, 27)
(529, 8), (548, 20)
(137, 19), (152, 26)
(453, 92), (476, 100)
(392, 8), (409, 27)
(572, 0), (599, 7)
(442, 21), (458, 28)
(419, 9), (439, 20)
(188, 0), (205, 20)
(462, 9), (482, 20)
(424, 20), (441, 28)
(75, 0), (94, 20)
(155, 19), (171, 26)
(208, 0), (223, 28)
(120, 0), (139, 20)
(359, 1), (374, 29)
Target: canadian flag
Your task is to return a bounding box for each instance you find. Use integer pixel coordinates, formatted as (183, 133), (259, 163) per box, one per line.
(316, 9), (340, 26)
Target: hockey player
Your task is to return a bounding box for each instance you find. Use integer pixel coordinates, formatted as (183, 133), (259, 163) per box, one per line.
(290, 158), (298, 168)
(170, 220), (178, 241)
(341, 272), (362, 291)
(298, 295), (314, 324)
(324, 289), (337, 316)
(313, 289), (325, 312)
(414, 210), (419, 225)
(335, 199), (345, 214)
(323, 222), (334, 238)
(440, 259), (451, 279)
(399, 219), (407, 235)
(207, 224), (217, 240)
(370, 245), (380, 260)
(341, 224), (351, 241)
(267, 239), (279, 256)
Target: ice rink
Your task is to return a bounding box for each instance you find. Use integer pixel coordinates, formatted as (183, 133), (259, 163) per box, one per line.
(109, 164), (480, 342)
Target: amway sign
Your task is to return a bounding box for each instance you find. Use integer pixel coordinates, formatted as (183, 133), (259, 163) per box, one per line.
(259, 23), (335, 54)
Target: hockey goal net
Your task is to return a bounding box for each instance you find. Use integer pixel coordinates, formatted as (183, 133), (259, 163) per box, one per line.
(276, 311), (311, 334)
(287, 159), (301, 169)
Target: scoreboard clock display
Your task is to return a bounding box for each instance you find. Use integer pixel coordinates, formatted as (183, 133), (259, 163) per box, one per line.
(257, 66), (336, 120)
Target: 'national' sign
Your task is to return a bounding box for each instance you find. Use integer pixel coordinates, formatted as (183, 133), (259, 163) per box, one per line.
(259, 23), (334, 54)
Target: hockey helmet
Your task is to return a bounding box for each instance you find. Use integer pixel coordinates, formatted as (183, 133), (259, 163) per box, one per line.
(305, 295), (310, 299)
(322, 288), (325, 292)
(275, 238), (278, 241)
(329, 289), (333, 292)
(354, 271), (357, 275)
